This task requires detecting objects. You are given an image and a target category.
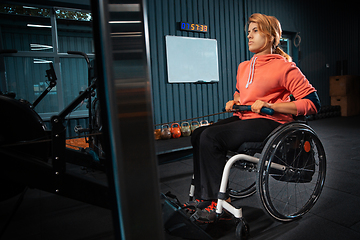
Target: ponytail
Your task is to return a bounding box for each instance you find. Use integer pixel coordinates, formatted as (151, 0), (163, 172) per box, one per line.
(274, 46), (292, 62)
(248, 13), (293, 62)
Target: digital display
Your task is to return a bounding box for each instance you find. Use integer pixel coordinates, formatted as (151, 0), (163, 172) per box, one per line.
(180, 22), (208, 33)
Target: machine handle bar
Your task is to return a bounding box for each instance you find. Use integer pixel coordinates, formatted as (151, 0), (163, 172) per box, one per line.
(223, 105), (274, 115)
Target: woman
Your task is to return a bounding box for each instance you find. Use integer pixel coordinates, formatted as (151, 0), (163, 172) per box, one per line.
(186, 13), (320, 223)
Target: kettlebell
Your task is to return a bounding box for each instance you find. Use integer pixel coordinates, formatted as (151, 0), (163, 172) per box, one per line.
(191, 121), (199, 133)
(171, 123), (181, 139)
(180, 122), (191, 137)
(154, 129), (161, 140)
(161, 124), (171, 140)
(200, 120), (209, 127)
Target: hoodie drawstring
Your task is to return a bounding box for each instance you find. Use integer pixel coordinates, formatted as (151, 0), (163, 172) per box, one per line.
(246, 56), (257, 88)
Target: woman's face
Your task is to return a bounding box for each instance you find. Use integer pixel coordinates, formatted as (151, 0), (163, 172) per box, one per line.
(247, 22), (271, 55)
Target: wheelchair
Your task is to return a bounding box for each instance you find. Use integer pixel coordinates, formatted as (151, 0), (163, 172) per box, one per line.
(189, 106), (326, 239)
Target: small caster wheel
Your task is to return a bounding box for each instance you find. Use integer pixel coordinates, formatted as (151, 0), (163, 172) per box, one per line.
(235, 218), (250, 240)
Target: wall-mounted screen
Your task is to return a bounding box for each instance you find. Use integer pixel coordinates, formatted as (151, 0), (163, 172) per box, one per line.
(165, 36), (219, 83)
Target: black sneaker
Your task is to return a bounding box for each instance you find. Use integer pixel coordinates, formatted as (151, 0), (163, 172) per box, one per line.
(183, 199), (212, 213)
(191, 201), (233, 223)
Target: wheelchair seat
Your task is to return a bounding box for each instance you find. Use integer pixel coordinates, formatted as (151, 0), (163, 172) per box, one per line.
(235, 118), (308, 156)
(240, 119), (315, 183)
(236, 141), (263, 156)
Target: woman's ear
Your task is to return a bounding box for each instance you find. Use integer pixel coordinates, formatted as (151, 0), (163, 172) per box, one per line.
(269, 35), (275, 43)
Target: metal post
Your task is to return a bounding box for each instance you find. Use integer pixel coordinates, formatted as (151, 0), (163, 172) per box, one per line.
(91, 0), (165, 239)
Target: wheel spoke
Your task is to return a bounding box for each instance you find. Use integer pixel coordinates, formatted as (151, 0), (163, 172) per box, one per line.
(257, 123), (326, 221)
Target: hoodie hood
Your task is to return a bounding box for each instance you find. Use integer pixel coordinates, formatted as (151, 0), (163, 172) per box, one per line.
(245, 54), (287, 88)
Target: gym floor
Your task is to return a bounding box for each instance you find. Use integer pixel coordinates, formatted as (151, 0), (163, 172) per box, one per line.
(1, 115), (360, 240)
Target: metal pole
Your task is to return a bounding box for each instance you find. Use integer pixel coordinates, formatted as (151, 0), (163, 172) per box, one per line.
(91, 0), (165, 239)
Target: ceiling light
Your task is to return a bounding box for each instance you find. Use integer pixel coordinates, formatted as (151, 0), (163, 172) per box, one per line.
(27, 24), (52, 28)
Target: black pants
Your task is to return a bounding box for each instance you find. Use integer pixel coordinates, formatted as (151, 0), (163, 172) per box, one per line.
(191, 116), (281, 200)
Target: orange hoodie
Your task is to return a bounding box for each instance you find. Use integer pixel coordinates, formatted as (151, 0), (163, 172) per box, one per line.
(234, 54), (317, 124)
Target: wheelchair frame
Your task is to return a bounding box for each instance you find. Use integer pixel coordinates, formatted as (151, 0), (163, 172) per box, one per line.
(190, 121), (326, 239)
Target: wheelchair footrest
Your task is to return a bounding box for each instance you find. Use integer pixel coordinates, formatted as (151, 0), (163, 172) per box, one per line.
(161, 193), (213, 240)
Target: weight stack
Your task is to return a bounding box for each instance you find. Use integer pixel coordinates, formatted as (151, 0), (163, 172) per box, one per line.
(329, 75), (360, 117)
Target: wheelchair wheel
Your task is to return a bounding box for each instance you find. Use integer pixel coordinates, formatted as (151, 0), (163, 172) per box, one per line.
(228, 157), (257, 199)
(256, 123), (326, 222)
(235, 218), (250, 240)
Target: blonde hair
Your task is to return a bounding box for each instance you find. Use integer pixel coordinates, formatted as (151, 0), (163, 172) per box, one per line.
(247, 13), (292, 62)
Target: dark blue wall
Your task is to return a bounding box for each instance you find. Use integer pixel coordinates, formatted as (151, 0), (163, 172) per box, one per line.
(1, 1), (359, 130)
(147, 0), (360, 126)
